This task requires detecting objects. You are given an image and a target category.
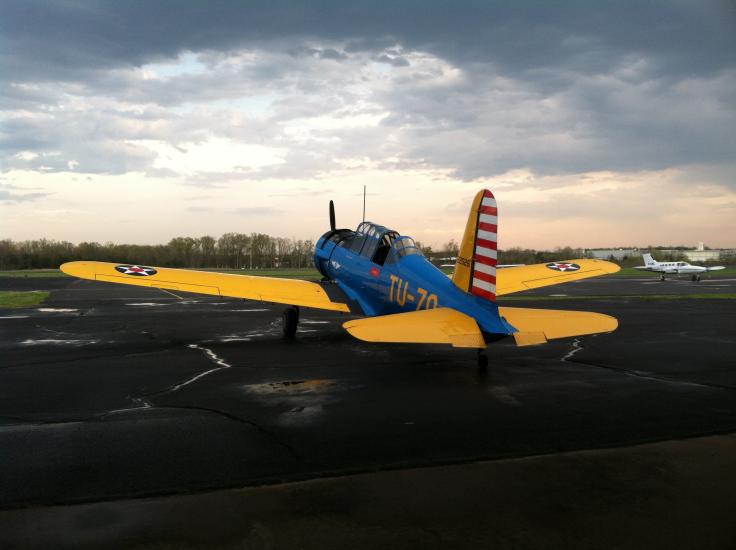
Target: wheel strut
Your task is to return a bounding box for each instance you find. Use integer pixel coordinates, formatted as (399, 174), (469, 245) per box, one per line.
(282, 306), (299, 338)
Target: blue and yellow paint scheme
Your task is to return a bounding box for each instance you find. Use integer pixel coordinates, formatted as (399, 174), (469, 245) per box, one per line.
(314, 223), (513, 337)
(61, 189), (620, 355)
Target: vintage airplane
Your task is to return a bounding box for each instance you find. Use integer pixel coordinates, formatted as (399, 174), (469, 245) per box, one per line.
(61, 189), (620, 369)
(634, 253), (725, 281)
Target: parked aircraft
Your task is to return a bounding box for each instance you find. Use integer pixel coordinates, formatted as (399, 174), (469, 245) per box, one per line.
(61, 189), (620, 369)
(634, 253), (725, 281)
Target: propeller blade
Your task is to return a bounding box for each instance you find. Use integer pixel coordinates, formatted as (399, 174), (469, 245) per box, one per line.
(329, 200), (336, 231)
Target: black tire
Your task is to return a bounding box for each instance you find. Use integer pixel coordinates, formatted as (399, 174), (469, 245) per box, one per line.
(282, 307), (299, 338)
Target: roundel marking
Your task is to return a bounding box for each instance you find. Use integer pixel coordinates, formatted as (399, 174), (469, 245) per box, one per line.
(115, 264), (158, 276)
(546, 262), (581, 272)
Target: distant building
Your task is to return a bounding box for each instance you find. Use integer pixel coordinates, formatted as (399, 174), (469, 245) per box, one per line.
(585, 248), (639, 261)
(653, 243), (735, 263)
(682, 250), (722, 262)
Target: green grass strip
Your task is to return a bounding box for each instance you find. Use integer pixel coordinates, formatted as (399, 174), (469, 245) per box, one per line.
(0, 270), (68, 278)
(609, 267), (736, 278)
(0, 291), (50, 308)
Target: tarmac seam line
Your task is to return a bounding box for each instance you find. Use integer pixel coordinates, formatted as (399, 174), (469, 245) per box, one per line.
(562, 341), (736, 391)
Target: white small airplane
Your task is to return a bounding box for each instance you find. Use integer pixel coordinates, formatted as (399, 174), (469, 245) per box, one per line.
(634, 253), (725, 281)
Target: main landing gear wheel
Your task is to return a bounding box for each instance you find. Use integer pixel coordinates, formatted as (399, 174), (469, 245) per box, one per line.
(692, 274), (701, 282)
(660, 274), (665, 281)
(282, 306), (299, 339)
(477, 349), (488, 374)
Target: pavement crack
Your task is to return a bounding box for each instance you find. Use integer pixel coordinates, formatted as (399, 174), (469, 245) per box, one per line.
(561, 338), (583, 362)
(2, 402), (299, 459)
(1, 348), (172, 370)
(156, 404), (300, 460)
(152, 344), (234, 395)
(116, 343), (300, 459)
(562, 346), (736, 391)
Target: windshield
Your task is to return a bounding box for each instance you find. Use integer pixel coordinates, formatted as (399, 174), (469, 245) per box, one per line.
(388, 236), (422, 262)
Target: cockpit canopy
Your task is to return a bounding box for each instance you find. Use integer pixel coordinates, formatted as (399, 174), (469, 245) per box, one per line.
(389, 236), (422, 261)
(334, 222), (422, 266)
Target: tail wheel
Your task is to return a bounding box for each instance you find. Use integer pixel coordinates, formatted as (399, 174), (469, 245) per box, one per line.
(282, 306), (299, 338)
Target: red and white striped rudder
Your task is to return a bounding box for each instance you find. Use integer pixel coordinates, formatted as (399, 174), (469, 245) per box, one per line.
(471, 190), (497, 301)
(451, 188), (499, 302)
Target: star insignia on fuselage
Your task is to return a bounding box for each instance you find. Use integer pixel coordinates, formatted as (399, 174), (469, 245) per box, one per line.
(546, 262), (581, 272)
(115, 264), (158, 276)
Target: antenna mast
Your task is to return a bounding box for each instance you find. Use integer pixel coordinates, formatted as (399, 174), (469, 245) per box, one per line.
(362, 185), (366, 223)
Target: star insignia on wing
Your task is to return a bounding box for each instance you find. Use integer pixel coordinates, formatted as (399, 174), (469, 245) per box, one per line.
(115, 264), (158, 276)
(546, 262), (581, 272)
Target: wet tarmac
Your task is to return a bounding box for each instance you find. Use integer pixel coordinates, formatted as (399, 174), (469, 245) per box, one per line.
(1, 276), (735, 548)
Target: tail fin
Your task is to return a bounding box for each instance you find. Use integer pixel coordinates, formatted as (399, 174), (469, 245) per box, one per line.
(452, 189), (497, 301)
(642, 253), (656, 266)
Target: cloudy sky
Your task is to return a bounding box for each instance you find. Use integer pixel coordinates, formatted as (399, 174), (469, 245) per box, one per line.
(1, 1), (735, 249)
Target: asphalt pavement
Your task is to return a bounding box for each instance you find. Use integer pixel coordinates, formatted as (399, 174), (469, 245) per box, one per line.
(1, 275), (735, 548)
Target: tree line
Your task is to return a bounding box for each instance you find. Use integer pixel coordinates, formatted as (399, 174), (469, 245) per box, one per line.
(435, 240), (590, 266)
(0, 235), (730, 271)
(435, 240), (733, 267)
(0, 234), (315, 270)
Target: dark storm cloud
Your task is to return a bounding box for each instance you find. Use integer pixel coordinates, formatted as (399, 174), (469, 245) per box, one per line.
(1, 0), (734, 181)
(2, 1), (733, 82)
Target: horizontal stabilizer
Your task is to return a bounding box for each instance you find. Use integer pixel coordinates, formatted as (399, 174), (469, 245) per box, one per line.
(60, 261), (350, 312)
(343, 307), (486, 348)
(513, 331), (547, 346)
(496, 259), (619, 296)
(500, 306), (618, 346)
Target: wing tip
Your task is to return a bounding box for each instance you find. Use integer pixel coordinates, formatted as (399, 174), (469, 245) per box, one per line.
(600, 259), (621, 274)
(60, 261), (85, 277)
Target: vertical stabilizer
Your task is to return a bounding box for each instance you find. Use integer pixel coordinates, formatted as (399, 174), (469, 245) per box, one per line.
(643, 253), (656, 266)
(452, 189), (497, 301)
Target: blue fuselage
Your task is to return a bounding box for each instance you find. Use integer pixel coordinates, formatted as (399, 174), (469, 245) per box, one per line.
(314, 224), (512, 337)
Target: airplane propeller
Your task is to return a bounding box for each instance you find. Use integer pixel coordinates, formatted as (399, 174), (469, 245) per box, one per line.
(329, 200), (336, 231)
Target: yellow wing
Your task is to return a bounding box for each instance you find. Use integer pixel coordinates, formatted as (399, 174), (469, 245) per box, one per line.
(496, 259), (619, 296)
(499, 306), (618, 346)
(343, 307), (486, 348)
(60, 261), (350, 312)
